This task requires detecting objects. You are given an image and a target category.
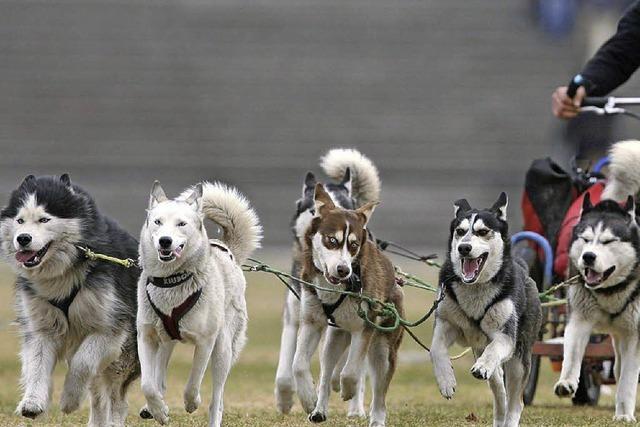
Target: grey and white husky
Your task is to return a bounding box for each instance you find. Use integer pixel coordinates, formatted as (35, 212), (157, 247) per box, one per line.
(0, 174), (140, 427)
(554, 140), (640, 422)
(430, 193), (542, 427)
(275, 148), (381, 415)
(136, 181), (261, 427)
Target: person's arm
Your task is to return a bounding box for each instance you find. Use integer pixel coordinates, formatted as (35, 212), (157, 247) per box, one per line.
(580, 0), (640, 96)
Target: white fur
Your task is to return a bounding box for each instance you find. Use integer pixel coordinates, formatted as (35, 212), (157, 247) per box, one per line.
(320, 148), (381, 206)
(602, 140), (640, 201)
(137, 181), (260, 427)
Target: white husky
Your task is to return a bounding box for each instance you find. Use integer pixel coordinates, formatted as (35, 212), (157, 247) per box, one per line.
(136, 181), (262, 426)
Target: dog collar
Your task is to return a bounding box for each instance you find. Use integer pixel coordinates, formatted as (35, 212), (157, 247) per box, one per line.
(148, 272), (193, 288)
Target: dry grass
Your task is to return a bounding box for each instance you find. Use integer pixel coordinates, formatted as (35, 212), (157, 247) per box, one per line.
(0, 262), (628, 426)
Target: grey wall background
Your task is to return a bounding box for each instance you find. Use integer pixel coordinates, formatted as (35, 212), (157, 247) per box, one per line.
(1, 0), (640, 252)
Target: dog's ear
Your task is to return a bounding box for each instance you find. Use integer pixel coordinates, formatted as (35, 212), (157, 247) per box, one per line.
(341, 167), (352, 196)
(624, 195), (637, 224)
(356, 201), (379, 227)
(303, 171), (316, 196)
(580, 193), (593, 218)
(149, 181), (168, 209)
(491, 192), (508, 221)
(184, 183), (203, 209)
(19, 175), (36, 188)
(314, 183), (335, 216)
(453, 199), (471, 218)
(60, 173), (71, 187)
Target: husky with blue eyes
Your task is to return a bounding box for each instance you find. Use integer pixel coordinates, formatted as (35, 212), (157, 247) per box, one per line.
(430, 193), (542, 427)
(554, 194), (640, 422)
(136, 181), (261, 427)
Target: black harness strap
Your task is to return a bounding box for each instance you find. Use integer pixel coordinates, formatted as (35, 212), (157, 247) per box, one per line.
(146, 288), (202, 341)
(321, 263), (363, 328)
(210, 241), (234, 261)
(609, 285), (640, 320)
(148, 272), (193, 288)
(48, 285), (81, 319)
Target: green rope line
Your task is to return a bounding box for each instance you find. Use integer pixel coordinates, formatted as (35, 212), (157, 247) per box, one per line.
(76, 246), (138, 269)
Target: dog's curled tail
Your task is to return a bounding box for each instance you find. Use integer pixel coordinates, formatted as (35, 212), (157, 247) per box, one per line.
(198, 182), (262, 264)
(320, 148), (381, 207)
(602, 140), (640, 201)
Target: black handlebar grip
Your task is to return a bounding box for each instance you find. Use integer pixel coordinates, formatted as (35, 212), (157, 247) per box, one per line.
(567, 75), (581, 98)
(580, 97), (609, 108)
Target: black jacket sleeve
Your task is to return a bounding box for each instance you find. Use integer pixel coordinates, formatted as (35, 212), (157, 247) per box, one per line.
(580, 1), (640, 96)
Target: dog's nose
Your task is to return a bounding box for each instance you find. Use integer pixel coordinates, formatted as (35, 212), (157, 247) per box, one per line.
(458, 243), (472, 256)
(159, 236), (173, 249)
(582, 252), (597, 266)
(336, 264), (351, 278)
(16, 233), (32, 247)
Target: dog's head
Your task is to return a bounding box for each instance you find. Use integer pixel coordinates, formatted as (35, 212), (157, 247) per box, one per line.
(141, 181), (206, 268)
(292, 170), (354, 244)
(569, 194), (639, 290)
(0, 174), (91, 278)
(306, 183), (376, 285)
(448, 192), (509, 285)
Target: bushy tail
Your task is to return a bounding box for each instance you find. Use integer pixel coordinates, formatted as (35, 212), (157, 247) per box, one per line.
(188, 182), (262, 264)
(602, 140), (640, 201)
(320, 148), (381, 206)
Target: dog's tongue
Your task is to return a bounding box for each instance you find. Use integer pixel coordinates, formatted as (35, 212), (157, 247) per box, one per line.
(586, 268), (603, 284)
(174, 246), (183, 258)
(463, 258), (479, 278)
(15, 251), (36, 263)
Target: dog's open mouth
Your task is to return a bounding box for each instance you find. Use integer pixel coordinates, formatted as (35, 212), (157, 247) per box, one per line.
(584, 266), (616, 287)
(158, 244), (185, 262)
(461, 253), (488, 283)
(324, 272), (342, 285)
(15, 242), (51, 268)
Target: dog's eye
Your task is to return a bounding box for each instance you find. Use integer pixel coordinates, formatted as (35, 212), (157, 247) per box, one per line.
(39, 218), (50, 223)
(600, 239), (616, 245)
(177, 221), (187, 227)
(582, 236), (592, 243)
(328, 237), (338, 245)
(455, 228), (466, 236)
(350, 241), (359, 249)
(476, 229), (489, 237)
(16, 218), (24, 224)
(154, 219), (162, 226)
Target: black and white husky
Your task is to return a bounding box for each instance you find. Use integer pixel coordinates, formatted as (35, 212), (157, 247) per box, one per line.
(554, 140), (640, 422)
(136, 181), (261, 427)
(0, 174), (140, 427)
(275, 148), (381, 415)
(430, 193), (542, 427)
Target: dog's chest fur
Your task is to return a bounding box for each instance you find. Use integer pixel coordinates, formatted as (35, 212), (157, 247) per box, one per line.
(569, 280), (640, 331)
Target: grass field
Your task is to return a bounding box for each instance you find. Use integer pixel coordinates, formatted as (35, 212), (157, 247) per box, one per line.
(0, 260), (630, 427)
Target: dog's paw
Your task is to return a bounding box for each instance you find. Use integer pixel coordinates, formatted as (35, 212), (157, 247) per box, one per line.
(347, 408), (366, 418)
(437, 375), (456, 400)
(139, 405), (153, 419)
(470, 360), (494, 381)
(147, 401), (169, 425)
(184, 391), (201, 414)
(340, 375), (358, 401)
(309, 411), (327, 423)
(553, 379), (578, 397)
(59, 389), (84, 414)
(275, 377), (295, 414)
(613, 414), (636, 423)
(16, 396), (46, 419)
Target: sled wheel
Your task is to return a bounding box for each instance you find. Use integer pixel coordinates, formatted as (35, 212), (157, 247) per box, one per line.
(572, 364), (600, 406)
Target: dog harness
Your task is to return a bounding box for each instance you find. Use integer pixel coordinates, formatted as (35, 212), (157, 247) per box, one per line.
(590, 278), (640, 320)
(321, 263), (363, 328)
(443, 279), (510, 327)
(48, 285), (81, 319)
(146, 271), (201, 341)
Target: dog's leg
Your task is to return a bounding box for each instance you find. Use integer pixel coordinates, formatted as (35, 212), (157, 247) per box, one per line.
(612, 335), (622, 383)
(208, 331), (233, 427)
(347, 366), (367, 418)
(309, 327), (349, 423)
(60, 333), (122, 415)
(139, 340), (175, 420)
(488, 365), (506, 427)
(16, 334), (58, 419)
(275, 293), (299, 414)
(554, 315), (593, 397)
(471, 332), (514, 381)
(613, 334), (640, 422)
(87, 375), (111, 427)
(108, 376), (130, 427)
(138, 326), (169, 424)
(431, 318), (460, 399)
(292, 320), (324, 414)
(367, 334), (395, 427)
(184, 335), (217, 414)
(504, 358), (526, 427)
(340, 328), (373, 402)
(331, 345), (348, 393)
